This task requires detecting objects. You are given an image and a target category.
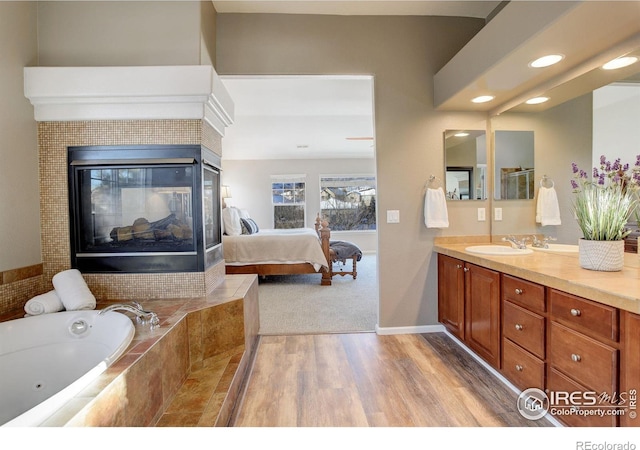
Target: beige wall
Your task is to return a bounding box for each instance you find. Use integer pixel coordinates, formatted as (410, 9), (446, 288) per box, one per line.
(216, 14), (488, 329)
(37, 1), (213, 66)
(0, 2), (40, 272)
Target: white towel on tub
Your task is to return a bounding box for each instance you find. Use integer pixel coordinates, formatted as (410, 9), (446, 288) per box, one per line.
(52, 269), (96, 311)
(24, 290), (64, 315)
(424, 187), (449, 228)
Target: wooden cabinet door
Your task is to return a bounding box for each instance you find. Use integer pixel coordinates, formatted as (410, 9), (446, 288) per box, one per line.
(621, 311), (640, 427)
(465, 263), (501, 368)
(437, 254), (465, 339)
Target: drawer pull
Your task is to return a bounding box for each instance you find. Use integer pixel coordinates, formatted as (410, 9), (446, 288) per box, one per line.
(570, 308), (581, 317)
(456, 264), (463, 269)
(515, 288), (523, 295)
(515, 324), (523, 331)
(515, 364), (523, 372)
(571, 353), (582, 362)
(463, 267), (469, 272)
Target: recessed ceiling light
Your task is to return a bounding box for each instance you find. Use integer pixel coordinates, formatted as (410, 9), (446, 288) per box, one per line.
(471, 95), (494, 104)
(602, 56), (639, 70)
(525, 97), (550, 105)
(454, 132), (470, 137)
(529, 54), (564, 68)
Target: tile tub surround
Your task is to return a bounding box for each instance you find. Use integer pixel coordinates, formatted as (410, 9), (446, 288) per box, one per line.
(3, 273), (259, 427)
(433, 239), (640, 315)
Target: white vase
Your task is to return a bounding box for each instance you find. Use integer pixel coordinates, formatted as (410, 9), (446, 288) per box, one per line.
(578, 238), (625, 271)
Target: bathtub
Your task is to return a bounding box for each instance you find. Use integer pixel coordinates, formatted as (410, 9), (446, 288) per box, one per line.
(0, 310), (135, 426)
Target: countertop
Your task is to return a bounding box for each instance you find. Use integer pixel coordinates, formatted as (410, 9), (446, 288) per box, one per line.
(433, 240), (640, 315)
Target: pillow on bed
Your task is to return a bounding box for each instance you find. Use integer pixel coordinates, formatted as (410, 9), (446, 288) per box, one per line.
(222, 207), (242, 236)
(241, 218), (260, 235)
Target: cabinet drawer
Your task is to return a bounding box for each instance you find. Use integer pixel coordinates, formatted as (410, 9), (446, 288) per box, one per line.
(502, 275), (545, 313)
(549, 322), (618, 394)
(550, 289), (618, 342)
(502, 339), (545, 391)
(548, 368), (618, 427)
(503, 301), (545, 359)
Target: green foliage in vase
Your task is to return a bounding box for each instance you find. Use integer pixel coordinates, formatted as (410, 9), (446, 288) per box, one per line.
(571, 155), (640, 241)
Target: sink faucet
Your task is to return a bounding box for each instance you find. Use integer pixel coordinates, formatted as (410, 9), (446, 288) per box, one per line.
(99, 301), (160, 328)
(531, 235), (557, 249)
(502, 235), (530, 250)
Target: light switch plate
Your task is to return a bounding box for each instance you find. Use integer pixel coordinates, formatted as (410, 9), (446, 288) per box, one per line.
(477, 208), (486, 222)
(494, 207), (503, 221)
(387, 210), (400, 223)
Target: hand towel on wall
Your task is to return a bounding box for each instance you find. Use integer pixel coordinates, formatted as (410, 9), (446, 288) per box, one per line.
(52, 269), (97, 311)
(536, 186), (562, 226)
(424, 187), (449, 228)
(24, 290), (64, 315)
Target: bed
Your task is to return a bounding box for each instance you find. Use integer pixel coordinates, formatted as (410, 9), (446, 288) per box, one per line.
(223, 211), (332, 285)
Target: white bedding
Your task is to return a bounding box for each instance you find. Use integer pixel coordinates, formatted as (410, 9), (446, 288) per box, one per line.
(223, 228), (329, 272)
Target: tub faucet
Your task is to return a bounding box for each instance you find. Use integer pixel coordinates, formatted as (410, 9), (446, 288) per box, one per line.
(99, 301), (160, 328)
(502, 235), (529, 250)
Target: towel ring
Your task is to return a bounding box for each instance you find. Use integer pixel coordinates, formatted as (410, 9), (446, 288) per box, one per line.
(427, 175), (442, 189)
(540, 175), (554, 188)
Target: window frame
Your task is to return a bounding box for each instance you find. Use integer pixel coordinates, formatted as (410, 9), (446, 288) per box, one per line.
(319, 174), (377, 232)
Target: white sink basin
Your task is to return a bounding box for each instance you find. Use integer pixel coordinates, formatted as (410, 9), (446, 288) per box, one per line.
(530, 243), (579, 253)
(465, 245), (534, 256)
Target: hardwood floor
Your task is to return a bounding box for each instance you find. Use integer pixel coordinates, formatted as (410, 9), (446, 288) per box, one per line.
(231, 332), (553, 427)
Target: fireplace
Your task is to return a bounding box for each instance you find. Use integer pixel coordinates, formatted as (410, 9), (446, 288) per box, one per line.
(68, 144), (223, 273)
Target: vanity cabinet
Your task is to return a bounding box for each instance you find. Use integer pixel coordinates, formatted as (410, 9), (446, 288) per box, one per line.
(501, 274), (546, 391)
(435, 246), (640, 427)
(437, 254), (501, 368)
(548, 289), (619, 427)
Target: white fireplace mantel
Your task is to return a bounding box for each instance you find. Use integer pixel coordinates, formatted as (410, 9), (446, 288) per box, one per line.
(23, 65), (234, 136)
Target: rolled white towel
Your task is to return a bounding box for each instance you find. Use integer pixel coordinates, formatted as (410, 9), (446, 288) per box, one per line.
(24, 290), (64, 315)
(52, 269), (96, 311)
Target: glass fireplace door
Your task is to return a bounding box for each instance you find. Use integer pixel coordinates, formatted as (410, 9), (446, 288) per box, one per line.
(76, 165), (196, 254)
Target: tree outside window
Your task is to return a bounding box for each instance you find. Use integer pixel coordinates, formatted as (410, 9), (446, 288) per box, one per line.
(320, 176), (376, 231)
(272, 178), (306, 228)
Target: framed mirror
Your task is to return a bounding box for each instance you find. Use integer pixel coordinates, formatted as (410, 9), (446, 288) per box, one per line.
(444, 130), (487, 200)
(493, 130), (535, 200)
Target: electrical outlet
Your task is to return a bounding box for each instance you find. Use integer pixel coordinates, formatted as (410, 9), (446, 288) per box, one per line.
(477, 208), (486, 222)
(494, 207), (503, 221)
(387, 210), (400, 223)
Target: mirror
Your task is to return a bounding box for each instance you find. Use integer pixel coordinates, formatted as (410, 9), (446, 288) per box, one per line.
(493, 130), (535, 200)
(444, 130), (487, 200)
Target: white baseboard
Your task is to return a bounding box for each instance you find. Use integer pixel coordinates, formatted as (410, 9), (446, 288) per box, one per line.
(375, 323), (445, 335)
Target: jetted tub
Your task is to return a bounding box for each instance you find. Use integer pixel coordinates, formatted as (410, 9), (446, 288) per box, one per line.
(0, 310), (135, 426)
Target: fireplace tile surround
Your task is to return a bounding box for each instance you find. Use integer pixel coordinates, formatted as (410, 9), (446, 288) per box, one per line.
(37, 119), (226, 299)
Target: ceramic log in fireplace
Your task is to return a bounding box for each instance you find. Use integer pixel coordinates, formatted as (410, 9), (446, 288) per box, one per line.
(68, 145), (222, 273)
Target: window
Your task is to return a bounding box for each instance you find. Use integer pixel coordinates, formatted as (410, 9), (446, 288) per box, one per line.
(271, 175), (306, 228)
(320, 175), (376, 231)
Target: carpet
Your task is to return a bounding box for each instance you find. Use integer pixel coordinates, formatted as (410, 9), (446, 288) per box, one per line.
(257, 253), (378, 335)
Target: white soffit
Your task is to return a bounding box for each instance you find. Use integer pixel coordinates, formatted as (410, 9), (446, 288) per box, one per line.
(434, 1), (640, 115)
(23, 65), (235, 135)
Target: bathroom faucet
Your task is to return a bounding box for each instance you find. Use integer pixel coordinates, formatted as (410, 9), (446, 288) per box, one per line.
(531, 235), (557, 248)
(99, 301), (160, 328)
(502, 235), (530, 250)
